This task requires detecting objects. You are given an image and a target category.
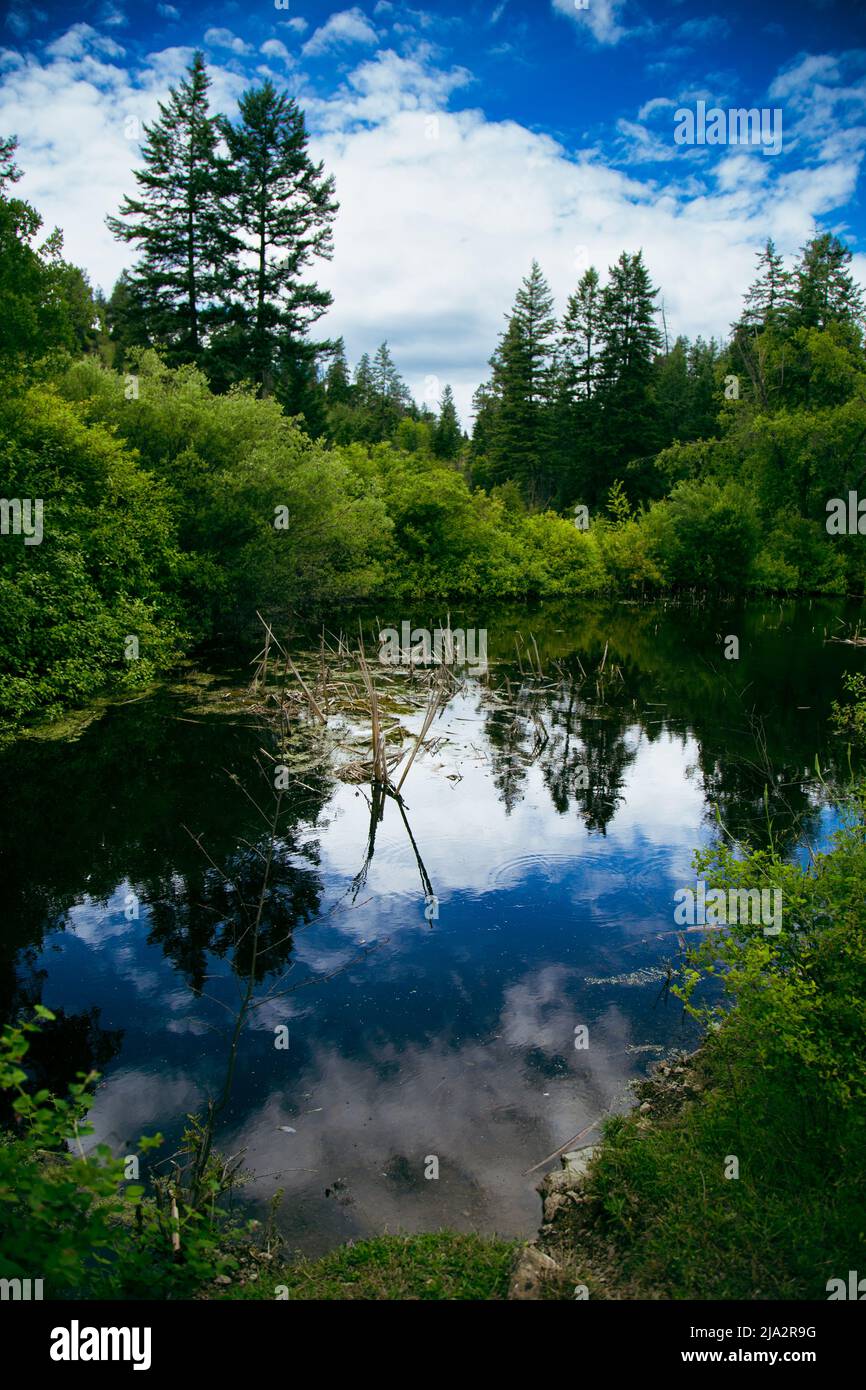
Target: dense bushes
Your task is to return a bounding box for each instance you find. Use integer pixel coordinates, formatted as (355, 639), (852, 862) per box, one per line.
(1, 342), (865, 732)
(0, 380), (186, 727)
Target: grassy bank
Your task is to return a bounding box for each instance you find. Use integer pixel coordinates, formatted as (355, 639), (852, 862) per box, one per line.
(212, 1232), (516, 1301)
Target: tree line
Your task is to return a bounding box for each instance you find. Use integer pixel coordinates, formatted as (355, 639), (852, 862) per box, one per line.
(470, 234), (865, 510)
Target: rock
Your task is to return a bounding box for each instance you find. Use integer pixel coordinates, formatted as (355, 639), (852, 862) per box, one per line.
(538, 1151), (596, 1222)
(639, 1101), (652, 1113)
(508, 1244), (560, 1300)
(561, 1145), (597, 1178)
(213, 1274), (232, 1286)
(543, 1192), (568, 1222)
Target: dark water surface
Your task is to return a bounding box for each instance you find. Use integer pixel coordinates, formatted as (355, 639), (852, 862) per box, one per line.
(2, 598), (864, 1256)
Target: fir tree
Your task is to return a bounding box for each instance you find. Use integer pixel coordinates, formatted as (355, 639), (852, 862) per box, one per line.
(560, 266), (602, 401)
(738, 239), (793, 332)
(354, 352), (375, 408)
(368, 341), (411, 440)
(216, 79), (338, 401)
(107, 53), (233, 365)
(433, 384), (462, 460)
(324, 338), (352, 404)
(595, 250), (663, 501)
(484, 261), (557, 502)
(790, 233), (866, 333)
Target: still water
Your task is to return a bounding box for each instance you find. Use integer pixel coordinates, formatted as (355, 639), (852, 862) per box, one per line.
(1, 598), (863, 1256)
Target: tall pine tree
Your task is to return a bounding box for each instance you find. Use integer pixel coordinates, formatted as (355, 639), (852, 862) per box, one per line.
(736, 239), (793, 333)
(790, 233), (865, 333)
(433, 384), (462, 460)
(216, 79), (339, 402)
(107, 53), (232, 365)
(482, 261), (557, 503)
(595, 250), (663, 501)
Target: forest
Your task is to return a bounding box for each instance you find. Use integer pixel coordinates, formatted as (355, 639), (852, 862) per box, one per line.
(1, 53), (865, 731)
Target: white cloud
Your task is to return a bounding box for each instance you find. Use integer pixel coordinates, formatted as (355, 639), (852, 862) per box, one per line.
(280, 17), (309, 34)
(770, 53), (841, 100)
(303, 7), (378, 58)
(99, 4), (127, 28)
(46, 23), (124, 60)
(260, 39), (295, 65)
(637, 96), (676, 122)
(0, 30), (862, 428)
(203, 27), (253, 57)
(551, 0), (629, 47)
(157, 4), (180, 18)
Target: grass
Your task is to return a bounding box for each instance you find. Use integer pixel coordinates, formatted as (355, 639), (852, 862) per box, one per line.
(216, 1231), (518, 1301)
(537, 1032), (866, 1301)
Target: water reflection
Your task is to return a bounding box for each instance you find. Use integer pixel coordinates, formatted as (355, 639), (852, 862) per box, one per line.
(0, 598), (863, 1254)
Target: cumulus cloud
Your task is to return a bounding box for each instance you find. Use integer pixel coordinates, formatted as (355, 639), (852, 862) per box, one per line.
(303, 7), (378, 58)
(770, 52), (841, 99)
(46, 23), (124, 60)
(1, 25), (863, 426)
(550, 0), (630, 47)
(157, 4), (180, 18)
(203, 27), (253, 57)
(260, 38), (295, 66)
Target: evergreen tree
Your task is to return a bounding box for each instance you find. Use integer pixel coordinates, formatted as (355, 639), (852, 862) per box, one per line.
(433, 384), (462, 460)
(368, 341), (411, 440)
(651, 336), (691, 451)
(216, 79), (338, 401)
(107, 53), (232, 365)
(685, 337), (722, 439)
(790, 233), (865, 333)
(106, 270), (153, 367)
(483, 261), (557, 503)
(736, 239), (793, 333)
(550, 266), (603, 505)
(560, 266), (602, 401)
(354, 352), (375, 408)
(324, 337), (352, 404)
(595, 250), (663, 502)
(0, 135), (21, 190)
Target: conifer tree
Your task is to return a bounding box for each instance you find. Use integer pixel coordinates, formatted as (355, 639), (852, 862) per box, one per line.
(433, 384), (462, 460)
(369, 341), (411, 440)
(324, 338), (352, 404)
(790, 233), (865, 333)
(484, 261), (557, 502)
(737, 239), (793, 333)
(354, 352), (375, 408)
(560, 267), (602, 401)
(217, 79), (338, 400)
(107, 53), (232, 365)
(550, 266), (603, 506)
(594, 250), (663, 499)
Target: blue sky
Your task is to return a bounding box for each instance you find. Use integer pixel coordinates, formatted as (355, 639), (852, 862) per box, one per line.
(2, 0), (864, 419)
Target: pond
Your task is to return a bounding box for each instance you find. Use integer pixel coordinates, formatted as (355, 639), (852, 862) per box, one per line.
(1, 596), (864, 1258)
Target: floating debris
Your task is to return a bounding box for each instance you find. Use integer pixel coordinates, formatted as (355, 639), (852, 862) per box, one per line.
(584, 966), (669, 987)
